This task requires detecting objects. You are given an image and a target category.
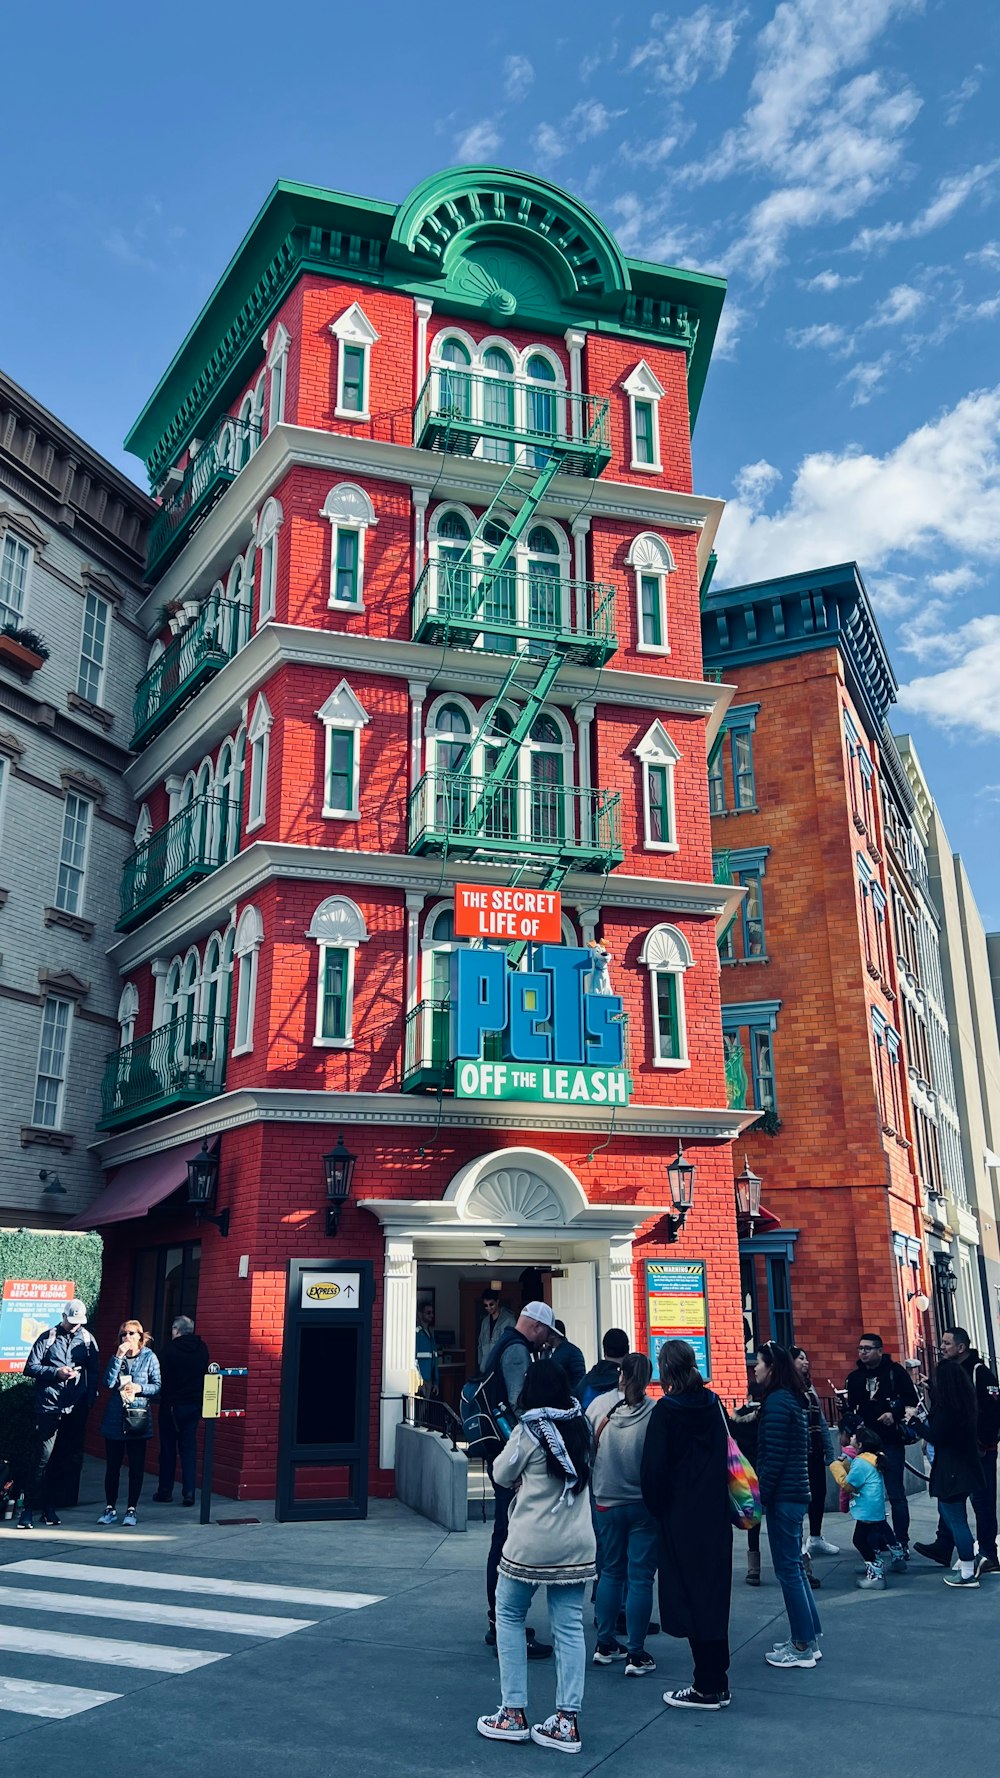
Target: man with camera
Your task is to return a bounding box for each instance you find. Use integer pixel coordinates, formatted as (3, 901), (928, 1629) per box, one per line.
(843, 1332), (918, 1553)
(18, 1299), (100, 1529)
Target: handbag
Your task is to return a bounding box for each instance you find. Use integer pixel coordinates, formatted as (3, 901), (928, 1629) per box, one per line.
(123, 1396), (150, 1435)
(721, 1402), (762, 1530)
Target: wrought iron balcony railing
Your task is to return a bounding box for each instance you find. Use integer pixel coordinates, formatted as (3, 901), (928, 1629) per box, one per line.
(99, 1015), (228, 1130)
(408, 771), (623, 870)
(131, 594), (250, 750)
(413, 369), (611, 477)
(117, 796), (237, 932)
(146, 415), (259, 576)
(402, 998), (504, 1093)
(411, 561), (617, 665)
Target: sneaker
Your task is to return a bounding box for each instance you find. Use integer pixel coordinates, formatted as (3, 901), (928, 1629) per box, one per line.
(39, 1513), (62, 1527)
(663, 1686), (724, 1709)
(98, 1506), (118, 1526)
(857, 1562), (886, 1590)
(771, 1637), (823, 1661)
(477, 1707), (530, 1743)
(765, 1642), (817, 1668)
(123, 1508), (137, 1528)
(530, 1712), (581, 1753)
(16, 1512), (33, 1530)
(913, 1541), (949, 1567)
(182, 1496), (196, 1507)
(886, 1545), (908, 1574)
(975, 1554), (1000, 1577)
(527, 1637), (553, 1661)
(943, 1571), (980, 1588)
(807, 1535), (840, 1556)
(593, 1641), (627, 1664)
(151, 1493), (173, 1503)
(625, 1650), (656, 1676)
(807, 1571), (822, 1589)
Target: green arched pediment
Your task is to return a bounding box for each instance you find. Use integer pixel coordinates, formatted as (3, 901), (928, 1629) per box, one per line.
(387, 165), (632, 316)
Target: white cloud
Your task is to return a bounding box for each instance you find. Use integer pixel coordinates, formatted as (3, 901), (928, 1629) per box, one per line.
(503, 55), (534, 102)
(788, 321), (851, 351)
(967, 241), (1000, 269)
(619, 131), (683, 169)
(531, 100), (624, 166)
(531, 121), (569, 163)
(869, 282), (922, 326)
(802, 268), (862, 291)
(734, 459), (782, 505)
(898, 614), (1000, 738)
(944, 66), (985, 128)
(850, 159), (1000, 252)
(716, 385), (1000, 589)
(580, 41), (617, 81)
(455, 119), (502, 160)
(843, 356), (891, 405)
(629, 5), (747, 91)
(975, 783), (1000, 803)
(713, 301), (750, 361)
(928, 565), (979, 595)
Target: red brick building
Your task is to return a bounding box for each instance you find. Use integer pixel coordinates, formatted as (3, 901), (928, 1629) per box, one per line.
(702, 563), (929, 1392)
(75, 167), (750, 1513)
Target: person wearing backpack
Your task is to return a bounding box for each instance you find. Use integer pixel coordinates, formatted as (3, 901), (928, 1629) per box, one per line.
(914, 1326), (999, 1576)
(474, 1302), (558, 1660)
(590, 1352), (658, 1676)
(18, 1299), (100, 1530)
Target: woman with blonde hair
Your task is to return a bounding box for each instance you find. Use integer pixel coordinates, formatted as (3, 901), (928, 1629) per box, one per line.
(98, 1319), (160, 1528)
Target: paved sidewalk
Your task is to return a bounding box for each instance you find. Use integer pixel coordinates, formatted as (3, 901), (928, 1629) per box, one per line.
(0, 1463), (995, 1776)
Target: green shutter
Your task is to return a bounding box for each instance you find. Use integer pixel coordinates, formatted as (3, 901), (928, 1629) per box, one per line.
(640, 575), (662, 647)
(327, 729), (355, 812)
(321, 947), (349, 1040)
(334, 529), (359, 603)
(634, 400), (655, 463)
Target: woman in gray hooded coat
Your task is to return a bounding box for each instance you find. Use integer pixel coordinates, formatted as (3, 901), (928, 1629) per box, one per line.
(589, 1352), (658, 1676)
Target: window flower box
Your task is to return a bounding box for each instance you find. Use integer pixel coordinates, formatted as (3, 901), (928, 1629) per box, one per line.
(0, 625), (49, 678)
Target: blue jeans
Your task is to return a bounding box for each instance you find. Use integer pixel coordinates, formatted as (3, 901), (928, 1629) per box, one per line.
(938, 1496), (974, 1563)
(595, 1502), (658, 1652)
(496, 1574), (586, 1713)
(766, 1501), (822, 1645)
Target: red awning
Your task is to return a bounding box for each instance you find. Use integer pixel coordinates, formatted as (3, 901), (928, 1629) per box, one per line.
(66, 1138), (212, 1228)
(756, 1202), (782, 1231)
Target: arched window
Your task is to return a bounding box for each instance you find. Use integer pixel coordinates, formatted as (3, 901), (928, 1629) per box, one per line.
(117, 983), (139, 1050)
(232, 905), (264, 1055)
(254, 498), (283, 626)
(200, 933), (224, 1031)
(320, 483), (377, 609)
(481, 344), (515, 462)
(179, 948), (200, 1043)
(434, 335), (473, 421)
(526, 708), (572, 845)
(426, 698), (474, 837)
(432, 507), (473, 616)
(267, 323), (290, 430)
(524, 351), (560, 464)
(639, 924), (693, 1067)
(235, 391), (255, 469)
(307, 896), (369, 1046)
(626, 533), (675, 654)
(246, 695), (272, 831)
(524, 523), (563, 648)
(250, 373), (265, 453)
(419, 902), (458, 1073)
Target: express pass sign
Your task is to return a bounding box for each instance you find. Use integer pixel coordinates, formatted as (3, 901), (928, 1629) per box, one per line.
(455, 884), (562, 943)
(451, 943), (630, 1105)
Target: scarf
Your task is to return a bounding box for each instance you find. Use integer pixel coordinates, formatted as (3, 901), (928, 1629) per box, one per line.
(515, 1405), (584, 1510)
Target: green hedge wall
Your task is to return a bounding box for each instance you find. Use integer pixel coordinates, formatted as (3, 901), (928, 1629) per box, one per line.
(0, 1228), (103, 1469)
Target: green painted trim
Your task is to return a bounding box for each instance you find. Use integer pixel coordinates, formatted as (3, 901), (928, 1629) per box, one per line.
(126, 169), (727, 482)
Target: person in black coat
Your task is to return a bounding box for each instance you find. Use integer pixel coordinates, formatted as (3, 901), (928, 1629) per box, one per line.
(153, 1316), (210, 1506)
(754, 1342), (822, 1669)
(640, 1339), (732, 1710)
(916, 1359), (984, 1589)
(729, 1377), (763, 1586)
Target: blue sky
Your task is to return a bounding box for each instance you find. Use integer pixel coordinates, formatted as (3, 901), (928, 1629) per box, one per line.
(2, 1), (997, 915)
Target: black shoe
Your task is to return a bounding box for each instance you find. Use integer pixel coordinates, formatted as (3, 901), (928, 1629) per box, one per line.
(913, 1541), (950, 1567)
(16, 1513), (33, 1530)
(39, 1513), (61, 1527)
(625, 1650), (656, 1676)
(527, 1636), (553, 1661)
(647, 1620), (660, 1636)
(485, 1624), (497, 1647)
(593, 1641), (628, 1664)
(182, 1496), (195, 1507)
(663, 1686), (725, 1710)
(151, 1493), (173, 1504)
(807, 1572), (822, 1589)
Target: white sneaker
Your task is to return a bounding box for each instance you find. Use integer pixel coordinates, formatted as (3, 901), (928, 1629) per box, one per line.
(122, 1508), (137, 1528)
(765, 1641), (817, 1669)
(807, 1535), (840, 1556)
(771, 1637), (823, 1661)
(98, 1506), (117, 1526)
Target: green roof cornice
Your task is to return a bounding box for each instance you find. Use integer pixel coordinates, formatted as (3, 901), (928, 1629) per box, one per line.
(126, 168), (726, 484)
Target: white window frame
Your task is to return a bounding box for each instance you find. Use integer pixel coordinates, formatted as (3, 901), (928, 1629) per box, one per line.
(246, 693), (273, 832)
(320, 483), (377, 610)
(316, 679), (370, 818)
(267, 322), (290, 431)
(76, 589), (111, 705)
(634, 721), (680, 852)
(0, 530), (34, 628)
(116, 982), (139, 1050)
(623, 360), (665, 473)
(307, 895), (369, 1048)
(639, 924), (693, 1069)
(232, 904), (264, 1056)
(32, 995), (73, 1128)
(330, 303), (379, 421)
(0, 754), (9, 852)
(54, 792), (93, 915)
(626, 532), (674, 655)
(254, 498), (283, 627)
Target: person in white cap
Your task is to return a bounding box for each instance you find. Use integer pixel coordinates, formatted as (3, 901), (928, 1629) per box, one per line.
(19, 1300), (100, 1529)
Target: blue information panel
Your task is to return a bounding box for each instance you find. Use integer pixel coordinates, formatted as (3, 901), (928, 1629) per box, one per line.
(645, 1259), (711, 1381)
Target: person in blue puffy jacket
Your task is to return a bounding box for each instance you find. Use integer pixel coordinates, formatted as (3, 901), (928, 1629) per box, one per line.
(98, 1319), (160, 1528)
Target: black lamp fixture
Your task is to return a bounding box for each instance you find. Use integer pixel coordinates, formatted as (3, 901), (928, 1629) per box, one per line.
(323, 1132), (356, 1236)
(38, 1169), (67, 1196)
(934, 1253), (958, 1296)
(186, 1140), (229, 1237)
(664, 1141), (696, 1242)
(734, 1154), (763, 1234)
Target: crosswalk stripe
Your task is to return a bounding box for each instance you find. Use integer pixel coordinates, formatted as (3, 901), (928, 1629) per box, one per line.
(0, 1624), (225, 1674)
(2, 1559), (382, 1611)
(0, 1585), (314, 1639)
(0, 1676), (122, 1719)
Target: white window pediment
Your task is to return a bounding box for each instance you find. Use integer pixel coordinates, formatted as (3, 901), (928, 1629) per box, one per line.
(316, 679), (371, 729)
(640, 923), (693, 972)
(133, 803), (152, 846)
(235, 903), (264, 956)
(623, 360), (666, 401)
(248, 692), (273, 742)
(117, 983), (139, 1024)
(307, 895), (369, 948)
(634, 720), (680, 766)
(255, 498), (283, 548)
(448, 1147), (590, 1226)
(626, 532), (675, 572)
(267, 321), (290, 369)
(320, 482), (377, 529)
(329, 302), (380, 347)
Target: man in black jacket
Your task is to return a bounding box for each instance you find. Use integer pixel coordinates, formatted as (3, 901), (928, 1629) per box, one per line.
(914, 1327), (1000, 1575)
(19, 1299), (100, 1529)
(153, 1316), (210, 1506)
(578, 1328), (630, 1411)
(844, 1333), (918, 1550)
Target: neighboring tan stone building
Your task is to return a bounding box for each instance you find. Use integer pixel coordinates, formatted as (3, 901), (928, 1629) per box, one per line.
(0, 371), (154, 1225)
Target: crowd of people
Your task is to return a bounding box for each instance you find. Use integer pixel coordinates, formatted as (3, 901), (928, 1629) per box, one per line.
(471, 1305), (1000, 1754)
(16, 1299), (210, 1529)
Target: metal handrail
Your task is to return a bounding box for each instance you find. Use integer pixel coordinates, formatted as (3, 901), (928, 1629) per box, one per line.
(100, 1014), (228, 1124)
(411, 561), (616, 659)
(413, 368), (610, 474)
(147, 415), (259, 572)
(132, 594), (250, 745)
(119, 796), (237, 928)
(408, 770), (623, 864)
(401, 1393), (464, 1451)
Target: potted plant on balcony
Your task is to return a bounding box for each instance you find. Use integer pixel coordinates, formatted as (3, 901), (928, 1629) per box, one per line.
(0, 624), (50, 678)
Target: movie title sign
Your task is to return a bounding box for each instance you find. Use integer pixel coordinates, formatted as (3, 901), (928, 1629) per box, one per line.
(454, 884), (562, 943)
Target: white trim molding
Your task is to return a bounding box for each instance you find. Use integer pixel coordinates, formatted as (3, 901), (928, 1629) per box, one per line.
(634, 720), (680, 852)
(307, 894), (369, 1048)
(640, 923), (693, 1070)
(315, 678), (370, 819)
(320, 482), (377, 610)
(626, 532), (675, 656)
(330, 303), (379, 421)
(623, 361), (665, 473)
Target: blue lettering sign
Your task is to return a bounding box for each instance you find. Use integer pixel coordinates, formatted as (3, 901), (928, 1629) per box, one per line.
(450, 945), (624, 1068)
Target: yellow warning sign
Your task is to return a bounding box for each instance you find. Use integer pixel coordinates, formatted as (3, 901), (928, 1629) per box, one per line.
(202, 1373), (222, 1419)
